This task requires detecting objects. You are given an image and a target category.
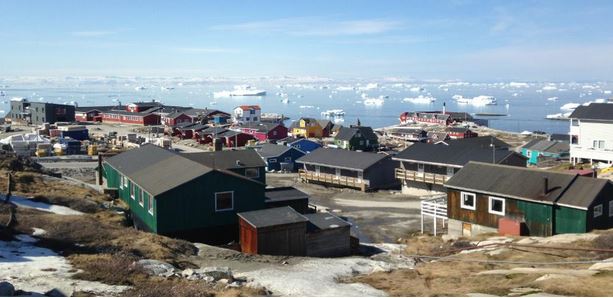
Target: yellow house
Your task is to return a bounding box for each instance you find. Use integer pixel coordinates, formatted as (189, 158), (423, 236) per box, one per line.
(291, 118), (323, 138)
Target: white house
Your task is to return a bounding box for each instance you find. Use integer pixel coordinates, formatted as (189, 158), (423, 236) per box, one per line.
(233, 105), (261, 124)
(569, 103), (613, 165)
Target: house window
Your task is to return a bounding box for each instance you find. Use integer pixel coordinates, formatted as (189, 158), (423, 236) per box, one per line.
(446, 167), (455, 177)
(148, 194), (154, 215)
(119, 175), (124, 189)
(123, 176), (128, 188)
(245, 168), (259, 178)
(138, 190), (144, 206)
(594, 204), (603, 218)
(526, 150), (532, 158)
(269, 158), (277, 163)
(215, 191), (234, 212)
(609, 200), (613, 217)
(130, 183), (135, 199)
(417, 164), (425, 173)
(253, 117), (258, 121)
(593, 140), (605, 149)
(460, 192), (476, 210)
(488, 197), (505, 216)
(284, 157), (292, 162)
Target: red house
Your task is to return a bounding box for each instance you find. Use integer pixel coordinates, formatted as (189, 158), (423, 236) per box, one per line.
(75, 106), (114, 122)
(238, 122), (288, 141)
(162, 112), (192, 126)
(197, 127), (229, 144)
(220, 130), (255, 148)
(101, 111), (161, 126)
(446, 127), (478, 139)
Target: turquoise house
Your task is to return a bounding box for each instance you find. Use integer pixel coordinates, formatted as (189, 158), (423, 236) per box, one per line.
(521, 139), (569, 165)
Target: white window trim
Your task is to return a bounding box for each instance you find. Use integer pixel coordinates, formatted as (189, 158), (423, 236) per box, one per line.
(594, 204), (603, 218)
(460, 191), (476, 211)
(123, 175), (128, 188)
(138, 190), (144, 206)
(147, 193), (154, 215)
(119, 175), (124, 189)
(130, 182), (135, 200)
(609, 200), (613, 217)
(488, 196), (505, 216)
(215, 191), (234, 212)
(269, 158), (277, 163)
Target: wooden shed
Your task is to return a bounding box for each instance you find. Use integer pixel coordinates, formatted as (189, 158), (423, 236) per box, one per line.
(238, 207), (308, 256)
(305, 212), (351, 257)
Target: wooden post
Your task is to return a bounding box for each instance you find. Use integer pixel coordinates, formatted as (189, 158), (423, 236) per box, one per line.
(98, 153), (103, 185)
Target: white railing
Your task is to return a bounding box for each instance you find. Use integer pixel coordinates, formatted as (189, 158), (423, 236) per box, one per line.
(421, 196), (448, 236)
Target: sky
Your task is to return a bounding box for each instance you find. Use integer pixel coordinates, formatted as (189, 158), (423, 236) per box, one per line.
(1, 0), (613, 81)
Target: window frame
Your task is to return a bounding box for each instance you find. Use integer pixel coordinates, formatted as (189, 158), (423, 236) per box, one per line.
(215, 191), (234, 212)
(609, 200), (613, 217)
(138, 189), (144, 206)
(245, 168), (259, 179)
(147, 193), (154, 215)
(460, 191), (476, 211)
(268, 158), (277, 163)
(488, 196), (505, 216)
(594, 204), (603, 218)
(119, 175), (124, 189)
(130, 182), (135, 199)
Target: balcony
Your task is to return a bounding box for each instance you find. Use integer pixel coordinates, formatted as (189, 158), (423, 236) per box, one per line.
(298, 169), (369, 191)
(395, 168), (450, 185)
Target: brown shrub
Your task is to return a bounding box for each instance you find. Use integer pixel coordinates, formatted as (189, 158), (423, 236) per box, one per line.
(69, 254), (145, 285)
(593, 232), (613, 249)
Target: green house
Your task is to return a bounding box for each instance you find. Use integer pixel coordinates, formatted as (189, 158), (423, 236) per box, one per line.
(103, 144), (265, 243)
(444, 162), (613, 237)
(181, 149), (266, 184)
(334, 125), (379, 151)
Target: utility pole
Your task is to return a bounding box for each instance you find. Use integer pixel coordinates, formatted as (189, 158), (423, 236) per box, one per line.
(490, 136), (496, 164)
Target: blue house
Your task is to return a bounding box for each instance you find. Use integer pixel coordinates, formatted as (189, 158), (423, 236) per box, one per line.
(521, 139), (570, 165)
(288, 138), (322, 153)
(255, 143), (306, 172)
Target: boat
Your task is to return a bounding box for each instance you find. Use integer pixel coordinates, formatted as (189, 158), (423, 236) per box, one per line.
(321, 109), (345, 117)
(403, 95), (436, 104)
(214, 85), (266, 97)
(134, 86), (146, 91)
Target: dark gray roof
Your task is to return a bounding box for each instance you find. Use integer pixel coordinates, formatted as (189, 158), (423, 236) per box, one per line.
(549, 133), (570, 142)
(200, 127), (228, 135)
(569, 103), (613, 121)
(104, 109), (155, 116)
(447, 127), (471, 133)
(442, 136), (510, 149)
(238, 206), (308, 228)
(255, 143), (292, 158)
(181, 149), (265, 169)
(104, 144), (213, 196)
(335, 126), (378, 142)
(296, 148), (389, 171)
(522, 139), (569, 154)
(239, 122), (282, 133)
(305, 212), (350, 231)
(183, 108), (230, 117)
(444, 162), (610, 209)
(75, 105), (116, 112)
(394, 142), (520, 167)
(265, 187), (309, 203)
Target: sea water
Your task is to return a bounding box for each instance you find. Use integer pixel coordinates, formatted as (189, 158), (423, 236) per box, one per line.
(1, 79), (611, 135)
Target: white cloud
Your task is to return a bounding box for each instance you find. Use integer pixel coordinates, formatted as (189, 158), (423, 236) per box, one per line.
(71, 31), (116, 37)
(211, 17), (403, 36)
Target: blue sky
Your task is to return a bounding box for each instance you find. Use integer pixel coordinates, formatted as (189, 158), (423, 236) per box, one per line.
(1, 0), (613, 81)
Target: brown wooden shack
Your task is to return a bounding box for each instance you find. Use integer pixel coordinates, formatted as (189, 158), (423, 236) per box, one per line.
(305, 212), (351, 257)
(238, 206), (308, 256)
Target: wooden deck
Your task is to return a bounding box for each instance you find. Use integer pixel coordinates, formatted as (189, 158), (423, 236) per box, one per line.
(298, 169), (369, 191)
(395, 168), (450, 185)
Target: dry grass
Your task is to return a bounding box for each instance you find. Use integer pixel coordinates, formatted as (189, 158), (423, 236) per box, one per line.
(355, 233), (613, 296)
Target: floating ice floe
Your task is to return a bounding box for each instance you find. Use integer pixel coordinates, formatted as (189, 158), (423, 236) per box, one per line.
(403, 95), (436, 104)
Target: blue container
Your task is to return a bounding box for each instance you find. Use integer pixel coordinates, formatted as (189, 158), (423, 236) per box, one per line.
(60, 129), (89, 141)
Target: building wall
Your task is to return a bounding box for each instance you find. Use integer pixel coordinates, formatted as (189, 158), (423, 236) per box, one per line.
(571, 120), (613, 163)
(290, 140), (321, 153)
(447, 189), (555, 236)
(229, 167), (266, 184)
(306, 226), (351, 257)
(239, 218), (258, 254)
(155, 170), (265, 235)
(256, 223), (307, 256)
(265, 148), (305, 172)
(103, 163), (158, 232)
(364, 157), (399, 189)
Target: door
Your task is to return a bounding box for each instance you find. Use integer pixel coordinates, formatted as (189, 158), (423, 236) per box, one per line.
(417, 163), (425, 173)
(315, 165), (320, 175)
(335, 168), (341, 179)
(462, 222), (472, 237)
(357, 171), (363, 182)
(446, 167), (455, 177)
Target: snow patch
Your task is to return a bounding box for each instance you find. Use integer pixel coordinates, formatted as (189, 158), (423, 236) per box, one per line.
(11, 196), (83, 215)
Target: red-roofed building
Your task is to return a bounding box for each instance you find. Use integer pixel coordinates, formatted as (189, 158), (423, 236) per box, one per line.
(233, 105), (261, 123)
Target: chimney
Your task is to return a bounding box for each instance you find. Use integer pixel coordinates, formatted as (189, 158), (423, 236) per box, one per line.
(443, 102), (446, 114)
(235, 160), (242, 166)
(543, 177), (549, 195)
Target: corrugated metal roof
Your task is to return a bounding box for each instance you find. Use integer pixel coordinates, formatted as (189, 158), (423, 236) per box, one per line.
(104, 144), (213, 196)
(444, 162), (610, 208)
(394, 142), (519, 166)
(265, 187), (309, 202)
(335, 126), (378, 142)
(238, 206), (308, 228)
(570, 103), (613, 121)
(255, 143), (292, 158)
(305, 212), (350, 231)
(181, 149), (266, 169)
(296, 148), (389, 171)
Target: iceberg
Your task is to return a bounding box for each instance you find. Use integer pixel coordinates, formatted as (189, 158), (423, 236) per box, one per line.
(403, 95), (436, 104)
